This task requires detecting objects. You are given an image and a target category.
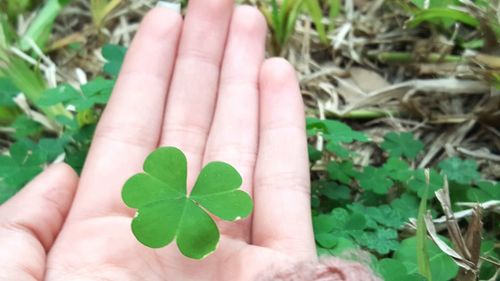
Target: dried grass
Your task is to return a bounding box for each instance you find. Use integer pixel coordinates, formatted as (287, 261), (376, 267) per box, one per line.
(29, 0), (500, 179)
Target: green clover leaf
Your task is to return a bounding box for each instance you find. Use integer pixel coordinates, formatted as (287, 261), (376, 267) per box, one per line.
(0, 139), (47, 190)
(438, 156), (480, 185)
(327, 161), (356, 184)
(306, 118), (369, 143)
(377, 258), (426, 281)
(102, 44), (127, 77)
(357, 166), (394, 195)
(408, 169), (444, 199)
(0, 77), (19, 106)
(381, 132), (424, 159)
(122, 147), (253, 259)
(37, 78), (114, 111)
(394, 237), (459, 281)
(382, 157), (413, 182)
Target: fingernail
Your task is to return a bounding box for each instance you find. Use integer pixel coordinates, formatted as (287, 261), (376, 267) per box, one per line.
(156, 1), (181, 13)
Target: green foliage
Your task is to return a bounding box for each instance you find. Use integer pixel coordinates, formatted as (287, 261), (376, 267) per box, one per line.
(357, 166), (393, 195)
(0, 77), (20, 124)
(20, 0), (72, 50)
(37, 78), (114, 111)
(261, 0), (341, 53)
(307, 118), (368, 158)
(0, 46), (118, 202)
(328, 0), (341, 30)
(122, 147), (252, 259)
(377, 258), (427, 281)
(0, 179), (17, 205)
(408, 169), (444, 199)
(407, 0), (481, 29)
(0, 57), (46, 103)
(438, 156), (480, 185)
(1, 0), (36, 18)
(308, 118), (496, 280)
(314, 204), (406, 255)
(381, 132), (424, 159)
(304, 0), (327, 43)
(469, 181), (500, 201)
(102, 44), (127, 77)
(308, 144), (322, 162)
(390, 193), (419, 220)
(0, 140), (44, 194)
(348, 203), (408, 229)
(478, 240), (500, 279)
(394, 237), (459, 281)
(407, 7), (479, 29)
(307, 118), (369, 143)
(405, 0), (500, 53)
(0, 137), (69, 203)
(410, 0), (459, 9)
(12, 116), (42, 138)
(318, 181), (350, 202)
(264, 0), (304, 53)
(327, 161), (355, 184)
(382, 157), (413, 182)
(402, 0), (500, 63)
(90, 0), (123, 29)
(415, 170), (432, 281)
(0, 77), (19, 106)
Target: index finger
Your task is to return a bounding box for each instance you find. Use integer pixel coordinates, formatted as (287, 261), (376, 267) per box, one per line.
(68, 7), (182, 220)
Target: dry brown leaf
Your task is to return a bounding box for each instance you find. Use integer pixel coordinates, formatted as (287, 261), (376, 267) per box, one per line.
(424, 213), (475, 271)
(349, 67), (391, 93)
(457, 207), (483, 281)
(435, 179), (472, 261)
(472, 53), (500, 69)
(434, 200), (500, 224)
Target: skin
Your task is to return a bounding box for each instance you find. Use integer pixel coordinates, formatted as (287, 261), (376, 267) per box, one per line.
(0, 1), (315, 280)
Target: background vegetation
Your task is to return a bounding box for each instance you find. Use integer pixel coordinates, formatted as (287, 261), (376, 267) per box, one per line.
(0, 0), (498, 280)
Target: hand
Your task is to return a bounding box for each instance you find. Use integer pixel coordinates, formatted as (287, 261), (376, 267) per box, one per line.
(0, 1), (315, 280)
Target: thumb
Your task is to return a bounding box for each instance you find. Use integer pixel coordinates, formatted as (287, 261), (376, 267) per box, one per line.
(0, 163), (78, 280)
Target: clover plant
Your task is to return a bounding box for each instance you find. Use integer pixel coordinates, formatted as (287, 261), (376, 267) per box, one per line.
(121, 147), (253, 259)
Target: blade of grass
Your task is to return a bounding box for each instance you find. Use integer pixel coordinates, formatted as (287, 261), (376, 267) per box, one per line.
(284, 0), (304, 46)
(416, 169), (433, 281)
(20, 0), (72, 51)
(0, 19), (7, 52)
(4, 0), (33, 17)
(369, 51), (462, 63)
(0, 106), (18, 124)
(328, 0), (341, 31)
(270, 0), (282, 45)
(0, 57), (69, 119)
(279, 0), (290, 26)
(304, 0), (328, 43)
(0, 57), (46, 102)
(407, 7), (480, 28)
(90, 0), (123, 29)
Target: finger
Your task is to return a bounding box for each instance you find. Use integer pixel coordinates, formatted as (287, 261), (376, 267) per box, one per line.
(160, 0), (234, 188)
(252, 59), (316, 258)
(202, 6), (266, 241)
(0, 164), (78, 280)
(69, 7), (182, 219)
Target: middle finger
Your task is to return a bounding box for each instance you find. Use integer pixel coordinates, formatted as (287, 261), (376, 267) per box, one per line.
(160, 0), (234, 188)
(202, 6), (266, 241)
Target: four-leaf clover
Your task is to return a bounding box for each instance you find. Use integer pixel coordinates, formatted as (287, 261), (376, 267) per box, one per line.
(122, 147), (253, 259)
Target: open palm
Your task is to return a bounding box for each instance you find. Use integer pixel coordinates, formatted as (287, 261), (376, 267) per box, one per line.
(0, 1), (315, 280)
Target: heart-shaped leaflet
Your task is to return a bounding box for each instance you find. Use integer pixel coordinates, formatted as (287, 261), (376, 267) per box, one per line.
(122, 147), (253, 259)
